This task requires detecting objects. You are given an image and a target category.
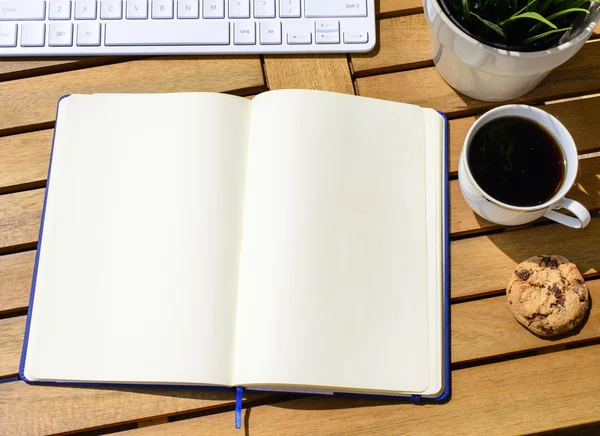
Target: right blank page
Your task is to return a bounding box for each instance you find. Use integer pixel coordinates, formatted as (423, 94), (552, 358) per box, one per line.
(233, 90), (441, 395)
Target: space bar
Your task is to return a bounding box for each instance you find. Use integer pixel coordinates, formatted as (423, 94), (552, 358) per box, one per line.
(105, 21), (230, 46)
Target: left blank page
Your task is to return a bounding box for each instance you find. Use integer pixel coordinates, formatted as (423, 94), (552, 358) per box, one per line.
(23, 93), (251, 386)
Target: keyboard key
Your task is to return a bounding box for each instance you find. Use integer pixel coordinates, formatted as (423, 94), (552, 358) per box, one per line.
(49, 0), (72, 19)
(279, 0), (299, 18)
(49, 22), (74, 46)
(254, 0), (274, 18)
(315, 20), (338, 32)
(77, 22), (100, 45)
(101, 0), (122, 19)
(75, 0), (97, 19)
(234, 21), (254, 44)
(203, 0), (223, 18)
(316, 31), (339, 44)
(21, 22), (46, 46)
(177, 0), (198, 18)
(305, 0), (367, 17)
(105, 20), (229, 45)
(0, 1), (45, 21)
(0, 22), (16, 46)
(287, 31), (310, 44)
(152, 0), (173, 18)
(343, 31), (367, 44)
(127, 0), (147, 18)
(228, 0), (249, 18)
(259, 21), (280, 44)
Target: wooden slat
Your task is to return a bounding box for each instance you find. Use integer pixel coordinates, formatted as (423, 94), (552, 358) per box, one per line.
(0, 189), (43, 252)
(352, 14), (431, 75)
(355, 15), (599, 74)
(451, 218), (600, 300)
(263, 55), (354, 94)
(0, 130), (52, 193)
(0, 58), (128, 82)
(0, 57), (265, 132)
(0, 316), (25, 378)
(356, 40), (600, 117)
(0, 251), (34, 315)
(0, 381), (262, 436)
(450, 156), (600, 235)
(123, 345), (600, 436)
(448, 95), (600, 175)
(378, 0), (423, 17)
(3, 279), (598, 381)
(453, 279), (600, 364)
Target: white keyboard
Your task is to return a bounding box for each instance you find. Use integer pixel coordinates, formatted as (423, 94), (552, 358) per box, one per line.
(0, 0), (375, 55)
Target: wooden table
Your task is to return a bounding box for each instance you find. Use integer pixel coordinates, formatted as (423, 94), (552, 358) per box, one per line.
(1, 1), (600, 434)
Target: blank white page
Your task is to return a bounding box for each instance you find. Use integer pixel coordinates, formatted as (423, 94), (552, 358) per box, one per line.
(23, 93), (251, 386)
(233, 90), (436, 394)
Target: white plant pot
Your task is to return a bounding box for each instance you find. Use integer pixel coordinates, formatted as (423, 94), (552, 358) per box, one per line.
(423, 0), (600, 101)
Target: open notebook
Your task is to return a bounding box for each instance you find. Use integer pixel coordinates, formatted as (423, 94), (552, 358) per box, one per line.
(20, 90), (450, 402)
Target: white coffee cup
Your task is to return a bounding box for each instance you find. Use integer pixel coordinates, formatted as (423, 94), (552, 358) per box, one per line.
(458, 105), (591, 229)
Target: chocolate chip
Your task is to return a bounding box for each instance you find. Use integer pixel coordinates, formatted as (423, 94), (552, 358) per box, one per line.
(516, 269), (531, 280)
(556, 296), (566, 307)
(544, 327), (554, 335)
(541, 256), (558, 268)
(509, 300), (513, 305)
(551, 284), (561, 297)
(574, 286), (587, 302)
(574, 278), (584, 285)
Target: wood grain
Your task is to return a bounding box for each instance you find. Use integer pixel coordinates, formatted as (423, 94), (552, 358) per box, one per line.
(0, 57), (265, 132)
(0, 189), (44, 253)
(0, 129), (52, 193)
(356, 40), (600, 117)
(452, 218), (600, 300)
(378, 0), (423, 16)
(352, 14), (431, 75)
(263, 55), (354, 94)
(123, 345), (600, 436)
(452, 279), (600, 364)
(3, 279), (598, 380)
(0, 380), (263, 436)
(0, 251), (35, 315)
(450, 156), (600, 235)
(0, 316), (25, 378)
(448, 96), (600, 175)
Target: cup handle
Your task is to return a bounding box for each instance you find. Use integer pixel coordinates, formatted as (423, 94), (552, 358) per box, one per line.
(544, 198), (591, 229)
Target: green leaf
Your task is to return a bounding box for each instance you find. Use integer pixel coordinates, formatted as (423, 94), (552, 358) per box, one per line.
(471, 12), (508, 38)
(522, 26), (572, 43)
(498, 0), (543, 25)
(501, 11), (558, 28)
(546, 7), (590, 20)
(461, 0), (471, 22)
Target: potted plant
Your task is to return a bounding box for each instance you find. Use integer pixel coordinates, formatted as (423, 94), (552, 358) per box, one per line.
(424, 0), (600, 101)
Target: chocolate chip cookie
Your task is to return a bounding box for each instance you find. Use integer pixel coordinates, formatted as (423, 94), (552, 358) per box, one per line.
(507, 255), (589, 337)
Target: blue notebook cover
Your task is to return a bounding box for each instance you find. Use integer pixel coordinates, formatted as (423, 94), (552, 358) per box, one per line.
(18, 96), (452, 421)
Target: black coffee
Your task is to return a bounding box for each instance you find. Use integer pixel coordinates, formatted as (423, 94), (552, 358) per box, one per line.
(467, 116), (565, 207)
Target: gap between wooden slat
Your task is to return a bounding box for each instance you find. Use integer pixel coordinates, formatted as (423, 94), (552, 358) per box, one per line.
(353, 14), (600, 76)
(115, 345), (600, 436)
(4, 278), (600, 380)
(451, 217), (600, 300)
(1, 208), (598, 316)
(0, 380), (267, 436)
(0, 57), (266, 133)
(356, 40), (600, 118)
(450, 156), (600, 236)
(447, 95), (600, 176)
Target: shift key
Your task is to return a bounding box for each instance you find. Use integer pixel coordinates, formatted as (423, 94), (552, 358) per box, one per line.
(305, 0), (367, 17)
(0, 1), (46, 20)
